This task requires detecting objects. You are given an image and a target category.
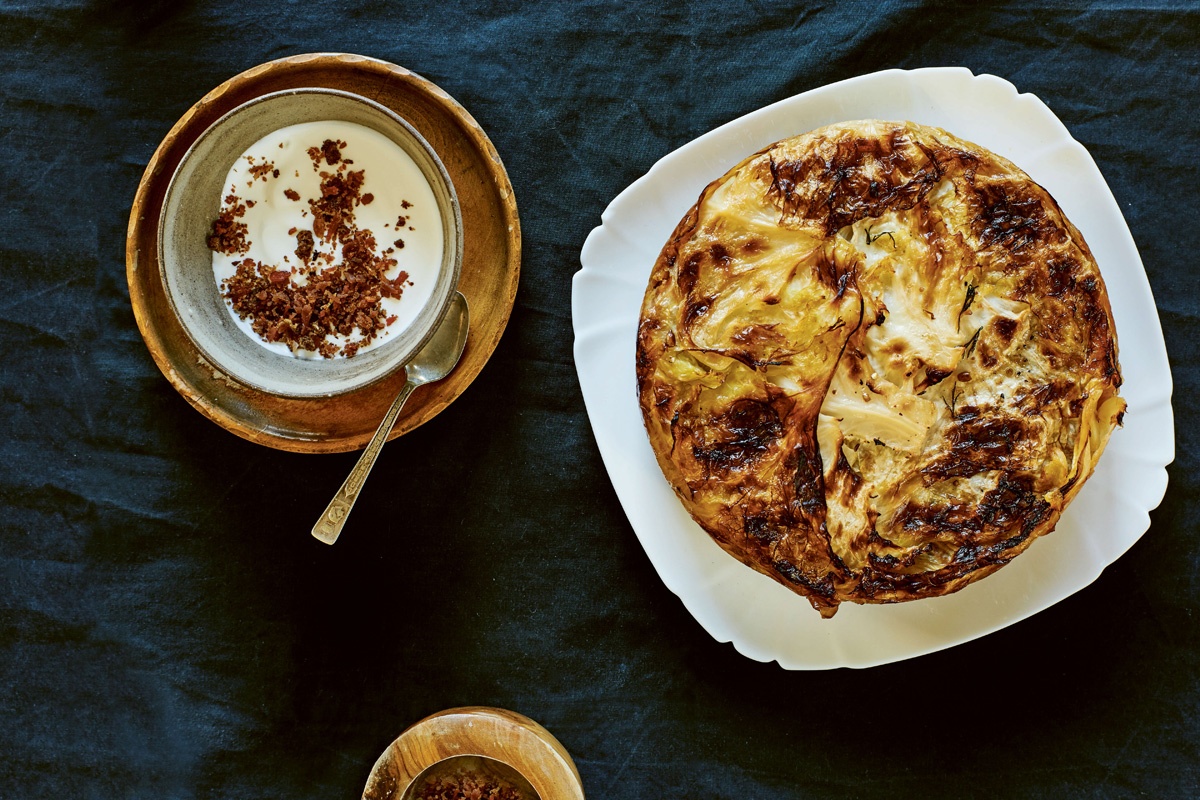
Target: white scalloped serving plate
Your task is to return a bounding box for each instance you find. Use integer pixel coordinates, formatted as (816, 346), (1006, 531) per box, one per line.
(572, 67), (1174, 669)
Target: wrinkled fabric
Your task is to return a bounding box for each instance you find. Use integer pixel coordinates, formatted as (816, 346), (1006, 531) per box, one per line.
(0, 1), (1197, 797)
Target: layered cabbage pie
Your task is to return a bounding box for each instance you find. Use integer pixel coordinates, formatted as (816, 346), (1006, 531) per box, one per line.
(637, 120), (1124, 617)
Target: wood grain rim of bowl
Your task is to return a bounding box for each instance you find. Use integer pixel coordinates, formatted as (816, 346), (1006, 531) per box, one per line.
(126, 53), (520, 453)
(362, 706), (585, 800)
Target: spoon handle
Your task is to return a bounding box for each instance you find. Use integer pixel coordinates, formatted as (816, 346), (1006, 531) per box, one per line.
(312, 378), (419, 544)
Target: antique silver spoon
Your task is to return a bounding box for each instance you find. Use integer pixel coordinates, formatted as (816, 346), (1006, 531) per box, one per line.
(312, 291), (470, 544)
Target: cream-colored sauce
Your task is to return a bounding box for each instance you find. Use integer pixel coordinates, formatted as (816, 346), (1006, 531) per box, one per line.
(211, 120), (442, 358)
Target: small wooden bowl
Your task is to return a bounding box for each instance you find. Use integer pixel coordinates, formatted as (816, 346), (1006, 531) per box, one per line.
(127, 53), (520, 452)
(362, 707), (586, 800)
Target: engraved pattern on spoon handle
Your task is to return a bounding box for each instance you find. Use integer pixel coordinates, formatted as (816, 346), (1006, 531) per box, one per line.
(312, 379), (419, 544)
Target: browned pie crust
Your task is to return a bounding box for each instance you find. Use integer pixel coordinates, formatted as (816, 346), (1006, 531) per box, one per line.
(637, 120), (1124, 617)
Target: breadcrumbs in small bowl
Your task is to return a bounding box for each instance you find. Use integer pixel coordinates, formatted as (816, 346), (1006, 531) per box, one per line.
(362, 707), (584, 800)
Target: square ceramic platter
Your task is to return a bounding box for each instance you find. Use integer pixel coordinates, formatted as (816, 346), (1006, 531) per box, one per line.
(573, 67), (1174, 669)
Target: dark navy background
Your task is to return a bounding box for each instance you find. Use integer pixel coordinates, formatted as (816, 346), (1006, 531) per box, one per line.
(1, 1), (1196, 797)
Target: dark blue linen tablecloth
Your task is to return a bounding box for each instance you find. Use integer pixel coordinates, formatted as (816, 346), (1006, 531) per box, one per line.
(2, 1), (1196, 797)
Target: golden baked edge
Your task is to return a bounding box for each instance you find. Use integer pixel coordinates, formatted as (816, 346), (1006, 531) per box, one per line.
(636, 120), (1125, 617)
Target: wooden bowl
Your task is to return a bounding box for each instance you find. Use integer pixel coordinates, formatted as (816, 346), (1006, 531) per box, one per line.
(362, 707), (585, 800)
(127, 53), (520, 452)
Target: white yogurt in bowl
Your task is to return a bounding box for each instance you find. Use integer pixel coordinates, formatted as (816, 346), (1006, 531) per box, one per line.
(211, 121), (444, 359)
(159, 89), (462, 398)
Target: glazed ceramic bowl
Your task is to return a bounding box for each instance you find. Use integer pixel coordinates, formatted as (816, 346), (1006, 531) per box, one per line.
(158, 87), (463, 398)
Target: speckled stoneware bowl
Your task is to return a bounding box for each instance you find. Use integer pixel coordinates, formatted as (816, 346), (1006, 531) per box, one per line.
(158, 87), (463, 398)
